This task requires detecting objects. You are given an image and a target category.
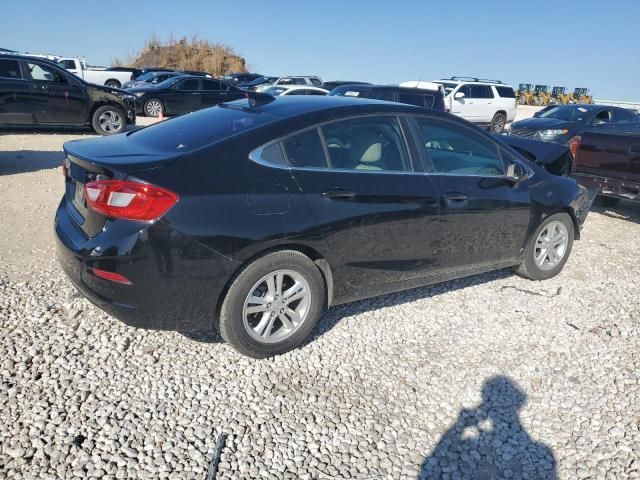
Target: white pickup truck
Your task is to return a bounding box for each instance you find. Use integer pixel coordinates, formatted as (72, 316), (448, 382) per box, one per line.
(57, 58), (132, 88)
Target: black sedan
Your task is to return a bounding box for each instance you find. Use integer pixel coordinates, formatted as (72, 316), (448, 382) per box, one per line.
(56, 95), (591, 358)
(127, 75), (246, 117)
(510, 104), (640, 144)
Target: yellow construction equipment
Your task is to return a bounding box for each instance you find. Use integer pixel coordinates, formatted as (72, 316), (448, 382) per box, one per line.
(533, 85), (551, 106)
(573, 88), (593, 104)
(551, 87), (573, 105)
(517, 83), (534, 105)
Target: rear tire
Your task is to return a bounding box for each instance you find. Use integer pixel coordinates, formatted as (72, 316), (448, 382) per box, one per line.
(515, 213), (574, 281)
(219, 250), (326, 358)
(105, 79), (121, 88)
(594, 195), (620, 208)
(91, 105), (126, 135)
(490, 113), (507, 133)
(144, 98), (164, 117)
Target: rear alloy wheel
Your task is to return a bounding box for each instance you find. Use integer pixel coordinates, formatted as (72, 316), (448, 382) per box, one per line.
(515, 213), (574, 281)
(219, 250), (326, 358)
(144, 98), (164, 117)
(91, 106), (125, 135)
(490, 113), (507, 133)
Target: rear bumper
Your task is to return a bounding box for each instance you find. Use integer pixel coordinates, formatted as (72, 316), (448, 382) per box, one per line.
(55, 199), (239, 332)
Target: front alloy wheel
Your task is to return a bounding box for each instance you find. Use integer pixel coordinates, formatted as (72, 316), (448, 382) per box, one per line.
(144, 99), (163, 117)
(534, 221), (569, 271)
(98, 110), (123, 134)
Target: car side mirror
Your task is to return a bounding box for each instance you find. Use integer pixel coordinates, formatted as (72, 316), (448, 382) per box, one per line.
(506, 162), (526, 183)
(454, 92), (465, 100)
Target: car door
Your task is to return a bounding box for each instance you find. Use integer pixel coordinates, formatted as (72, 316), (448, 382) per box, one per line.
(0, 58), (32, 125)
(24, 60), (87, 124)
(165, 78), (201, 114)
(450, 84), (482, 121)
(411, 115), (532, 271)
(282, 115), (441, 291)
(471, 85), (495, 123)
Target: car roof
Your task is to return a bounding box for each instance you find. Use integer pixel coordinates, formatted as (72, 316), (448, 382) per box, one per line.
(332, 84), (440, 93)
(434, 79), (514, 88)
(269, 85), (328, 92)
(226, 95), (430, 118)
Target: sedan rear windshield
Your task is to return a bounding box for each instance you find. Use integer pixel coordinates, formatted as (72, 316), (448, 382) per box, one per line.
(127, 102), (280, 151)
(538, 105), (594, 121)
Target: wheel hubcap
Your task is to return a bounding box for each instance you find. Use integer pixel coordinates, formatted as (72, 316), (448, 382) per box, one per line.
(98, 111), (123, 133)
(146, 101), (162, 117)
(534, 221), (569, 270)
(494, 117), (504, 132)
(242, 270), (311, 344)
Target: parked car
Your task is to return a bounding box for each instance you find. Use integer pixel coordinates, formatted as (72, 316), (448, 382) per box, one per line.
(255, 76), (323, 92)
(570, 131), (640, 206)
(55, 95), (591, 358)
(223, 72), (263, 85)
(0, 54), (135, 135)
(57, 57), (132, 88)
(329, 84), (445, 111)
(321, 80), (371, 91)
(263, 85), (328, 96)
(236, 76), (279, 91)
(509, 104), (640, 145)
(127, 75), (245, 117)
(123, 71), (182, 89)
(432, 77), (517, 133)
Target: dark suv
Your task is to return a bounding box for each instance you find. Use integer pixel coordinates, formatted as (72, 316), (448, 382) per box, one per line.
(0, 54), (135, 135)
(329, 84), (446, 111)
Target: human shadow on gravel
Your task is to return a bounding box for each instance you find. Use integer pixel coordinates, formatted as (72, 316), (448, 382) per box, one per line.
(417, 376), (557, 480)
(0, 150), (65, 175)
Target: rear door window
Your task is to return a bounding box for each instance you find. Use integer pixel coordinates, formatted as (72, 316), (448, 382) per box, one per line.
(0, 59), (22, 79)
(282, 129), (327, 168)
(414, 116), (504, 176)
(202, 80), (227, 91)
(471, 85), (494, 98)
(176, 79), (200, 91)
(320, 116), (411, 172)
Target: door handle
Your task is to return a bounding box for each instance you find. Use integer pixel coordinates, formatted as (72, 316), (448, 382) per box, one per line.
(322, 189), (356, 200)
(443, 192), (468, 206)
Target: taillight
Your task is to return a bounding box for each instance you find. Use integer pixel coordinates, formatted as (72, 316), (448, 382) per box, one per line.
(568, 135), (581, 160)
(84, 180), (178, 221)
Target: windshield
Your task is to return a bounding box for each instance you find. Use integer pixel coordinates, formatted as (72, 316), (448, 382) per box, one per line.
(135, 72), (159, 81)
(538, 105), (593, 122)
(434, 82), (458, 94)
(263, 86), (288, 96)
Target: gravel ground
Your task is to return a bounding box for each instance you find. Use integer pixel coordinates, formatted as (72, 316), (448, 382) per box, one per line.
(1, 109), (639, 479)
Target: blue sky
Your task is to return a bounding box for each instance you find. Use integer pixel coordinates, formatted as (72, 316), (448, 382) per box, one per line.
(2, 0), (639, 101)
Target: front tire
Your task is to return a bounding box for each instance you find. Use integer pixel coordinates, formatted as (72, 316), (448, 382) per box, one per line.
(219, 250), (326, 358)
(515, 213), (574, 281)
(144, 98), (164, 117)
(91, 105), (126, 135)
(490, 112), (507, 133)
(105, 79), (121, 88)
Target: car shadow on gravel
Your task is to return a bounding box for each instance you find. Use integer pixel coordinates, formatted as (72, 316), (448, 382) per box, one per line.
(307, 268), (513, 343)
(417, 376), (558, 480)
(590, 200), (640, 226)
(0, 150), (65, 175)
(182, 269), (515, 347)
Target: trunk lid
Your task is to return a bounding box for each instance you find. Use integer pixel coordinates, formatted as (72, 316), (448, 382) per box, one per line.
(63, 134), (182, 237)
